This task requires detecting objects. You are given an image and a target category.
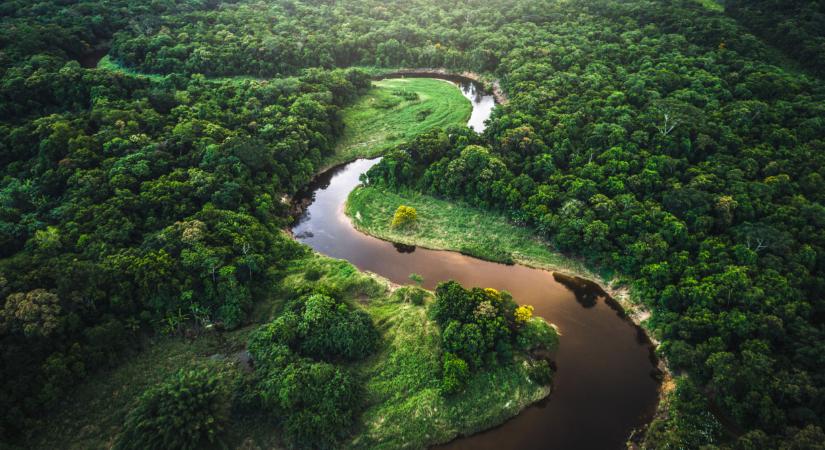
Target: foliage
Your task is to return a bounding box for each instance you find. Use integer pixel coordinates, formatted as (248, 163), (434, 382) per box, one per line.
(726, 0), (825, 77)
(514, 305), (533, 325)
(113, 367), (232, 450)
(358, 0), (825, 442)
(430, 281), (556, 393)
(441, 352), (470, 394)
(0, 289), (61, 337)
(390, 205), (418, 229)
(247, 290), (378, 449)
(2, 0), (825, 446)
(296, 293), (379, 361)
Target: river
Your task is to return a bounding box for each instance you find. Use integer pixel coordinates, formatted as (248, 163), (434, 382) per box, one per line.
(292, 77), (661, 449)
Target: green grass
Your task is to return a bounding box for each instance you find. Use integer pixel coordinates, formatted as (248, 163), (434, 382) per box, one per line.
(347, 186), (609, 281)
(29, 252), (550, 449)
(324, 78), (472, 169)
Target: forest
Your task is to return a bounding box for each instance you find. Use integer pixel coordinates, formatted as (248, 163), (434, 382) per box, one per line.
(1, 0), (824, 448)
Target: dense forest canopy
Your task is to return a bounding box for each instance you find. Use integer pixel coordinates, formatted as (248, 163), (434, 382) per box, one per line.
(1, 0), (824, 448)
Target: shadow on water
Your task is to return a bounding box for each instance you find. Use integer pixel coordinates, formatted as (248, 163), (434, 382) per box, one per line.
(552, 272), (602, 309)
(393, 242), (416, 253)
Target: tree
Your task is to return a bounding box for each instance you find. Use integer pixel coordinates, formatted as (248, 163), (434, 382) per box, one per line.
(514, 305), (534, 325)
(114, 367), (232, 450)
(391, 205), (418, 229)
(0, 289), (61, 337)
(441, 352), (470, 395)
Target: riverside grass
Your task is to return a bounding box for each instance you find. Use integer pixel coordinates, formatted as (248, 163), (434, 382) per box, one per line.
(347, 185), (608, 281)
(324, 77), (472, 169)
(31, 252), (551, 449)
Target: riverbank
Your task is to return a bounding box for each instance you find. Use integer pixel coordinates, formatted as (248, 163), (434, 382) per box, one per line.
(345, 184), (672, 381)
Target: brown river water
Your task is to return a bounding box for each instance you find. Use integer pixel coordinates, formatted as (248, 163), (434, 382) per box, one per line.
(292, 77), (661, 449)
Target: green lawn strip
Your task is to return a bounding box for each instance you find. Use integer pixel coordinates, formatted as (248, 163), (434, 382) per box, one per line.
(323, 78), (472, 169)
(346, 185), (609, 281)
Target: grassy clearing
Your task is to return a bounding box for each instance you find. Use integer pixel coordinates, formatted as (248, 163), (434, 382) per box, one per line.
(30, 252), (548, 449)
(324, 78), (472, 169)
(347, 186), (609, 281)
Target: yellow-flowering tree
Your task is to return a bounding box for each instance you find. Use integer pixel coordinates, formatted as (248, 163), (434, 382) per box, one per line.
(514, 305), (534, 325)
(391, 205), (418, 229)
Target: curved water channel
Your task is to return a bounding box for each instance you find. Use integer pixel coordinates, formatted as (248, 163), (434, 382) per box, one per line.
(292, 77), (661, 449)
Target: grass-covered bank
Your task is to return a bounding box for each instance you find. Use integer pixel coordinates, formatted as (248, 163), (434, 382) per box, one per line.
(345, 185), (663, 352)
(324, 78), (472, 169)
(28, 252), (555, 449)
(346, 186), (610, 282)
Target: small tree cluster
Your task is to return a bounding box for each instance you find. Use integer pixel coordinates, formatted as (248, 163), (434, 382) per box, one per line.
(430, 281), (556, 395)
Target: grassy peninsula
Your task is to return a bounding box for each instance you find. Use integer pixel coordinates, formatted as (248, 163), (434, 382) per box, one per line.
(326, 77), (472, 168)
(346, 186), (605, 280)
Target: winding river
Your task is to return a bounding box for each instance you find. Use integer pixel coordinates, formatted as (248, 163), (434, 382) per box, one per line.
(292, 77), (661, 449)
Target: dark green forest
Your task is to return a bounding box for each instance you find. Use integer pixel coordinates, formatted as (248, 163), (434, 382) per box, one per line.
(1, 0), (824, 448)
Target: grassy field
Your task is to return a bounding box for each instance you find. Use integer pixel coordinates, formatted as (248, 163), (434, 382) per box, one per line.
(30, 252), (550, 449)
(347, 186), (609, 281)
(324, 78), (472, 169)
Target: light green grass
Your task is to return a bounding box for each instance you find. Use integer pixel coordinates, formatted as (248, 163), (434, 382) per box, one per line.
(347, 186), (609, 281)
(30, 252), (550, 449)
(324, 78), (471, 169)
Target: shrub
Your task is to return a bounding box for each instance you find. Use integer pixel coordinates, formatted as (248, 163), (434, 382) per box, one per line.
(262, 361), (360, 449)
(390, 205), (418, 229)
(526, 359), (553, 384)
(514, 305), (534, 324)
(516, 317), (559, 353)
(114, 367), (231, 450)
(297, 294), (379, 361)
(441, 352), (470, 395)
(443, 320), (486, 369)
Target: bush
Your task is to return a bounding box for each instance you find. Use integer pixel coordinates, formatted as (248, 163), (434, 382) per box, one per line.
(260, 360), (360, 449)
(516, 317), (559, 353)
(390, 205), (418, 229)
(526, 359), (553, 385)
(441, 352), (470, 395)
(114, 367), (231, 450)
(297, 294), (379, 361)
